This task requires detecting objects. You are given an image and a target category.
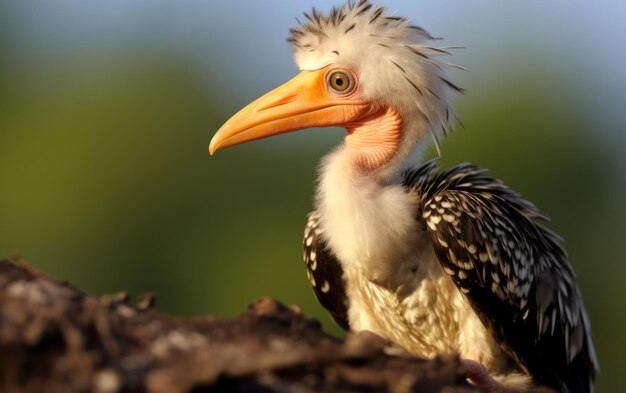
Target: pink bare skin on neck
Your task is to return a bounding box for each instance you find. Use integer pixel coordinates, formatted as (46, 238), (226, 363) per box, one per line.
(344, 106), (403, 172)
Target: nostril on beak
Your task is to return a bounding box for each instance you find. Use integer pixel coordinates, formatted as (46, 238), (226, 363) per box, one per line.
(257, 92), (300, 112)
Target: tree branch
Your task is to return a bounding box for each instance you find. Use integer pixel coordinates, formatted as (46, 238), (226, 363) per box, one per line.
(0, 259), (552, 392)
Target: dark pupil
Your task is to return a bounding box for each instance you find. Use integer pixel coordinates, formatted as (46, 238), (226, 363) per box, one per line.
(335, 77), (344, 86)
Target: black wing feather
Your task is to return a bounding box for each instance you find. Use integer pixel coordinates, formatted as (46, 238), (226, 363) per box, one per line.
(303, 212), (350, 330)
(405, 160), (598, 393)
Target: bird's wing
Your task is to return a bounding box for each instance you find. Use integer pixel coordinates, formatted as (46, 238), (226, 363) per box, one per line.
(303, 212), (350, 330)
(405, 160), (599, 393)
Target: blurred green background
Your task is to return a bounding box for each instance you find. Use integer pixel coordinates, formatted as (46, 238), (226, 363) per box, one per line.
(0, 1), (624, 391)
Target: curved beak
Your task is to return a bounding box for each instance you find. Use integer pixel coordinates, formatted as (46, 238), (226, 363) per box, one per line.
(209, 68), (368, 155)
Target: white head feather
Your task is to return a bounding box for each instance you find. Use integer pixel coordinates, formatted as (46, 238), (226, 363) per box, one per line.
(288, 0), (463, 173)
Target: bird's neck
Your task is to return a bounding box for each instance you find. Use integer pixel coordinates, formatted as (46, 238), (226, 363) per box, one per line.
(314, 109), (434, 282)
(343, 106), (432, 181)
(343, 106), (403, 174)
(315, 146), (420, 283)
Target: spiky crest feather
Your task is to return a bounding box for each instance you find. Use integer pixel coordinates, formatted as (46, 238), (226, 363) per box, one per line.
(288, 0), (464, 161)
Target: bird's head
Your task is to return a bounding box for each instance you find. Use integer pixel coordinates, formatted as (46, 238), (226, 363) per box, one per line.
(210, 1), (462, 177)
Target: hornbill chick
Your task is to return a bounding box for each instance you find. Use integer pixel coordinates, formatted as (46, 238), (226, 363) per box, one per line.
(209, 2), (598, 392)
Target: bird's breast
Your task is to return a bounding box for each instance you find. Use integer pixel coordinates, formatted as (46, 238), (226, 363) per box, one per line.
(343, 250), (501, 365)
(344, 248), (458, 352)
(315, 150), (502, 365)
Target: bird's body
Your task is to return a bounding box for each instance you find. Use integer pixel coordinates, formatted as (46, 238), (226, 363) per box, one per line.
(306, 168), (503, 364)
(306, 151), (501, 363)
(305, 154), (591, 391)
(210, 2), (598, 392)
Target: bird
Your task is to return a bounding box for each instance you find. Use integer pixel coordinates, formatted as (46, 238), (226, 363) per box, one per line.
(209, 1), (599, 392)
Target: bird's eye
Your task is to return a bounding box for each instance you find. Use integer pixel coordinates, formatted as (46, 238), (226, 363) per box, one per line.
(328, 71), (353, 94)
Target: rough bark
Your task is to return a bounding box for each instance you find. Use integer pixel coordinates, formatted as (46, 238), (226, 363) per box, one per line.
(0, 258), (550, 393)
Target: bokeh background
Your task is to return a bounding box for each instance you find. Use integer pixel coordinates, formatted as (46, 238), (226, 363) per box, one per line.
(0, 0), (624, 390)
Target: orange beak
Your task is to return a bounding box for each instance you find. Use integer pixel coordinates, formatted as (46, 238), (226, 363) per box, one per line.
(209, 68), (368, 155)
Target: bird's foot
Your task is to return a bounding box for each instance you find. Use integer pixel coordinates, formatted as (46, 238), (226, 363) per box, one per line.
(461, 359), (520, 393)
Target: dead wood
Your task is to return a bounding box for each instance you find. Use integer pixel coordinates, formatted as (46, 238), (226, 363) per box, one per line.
(0, 258), (550, 393)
